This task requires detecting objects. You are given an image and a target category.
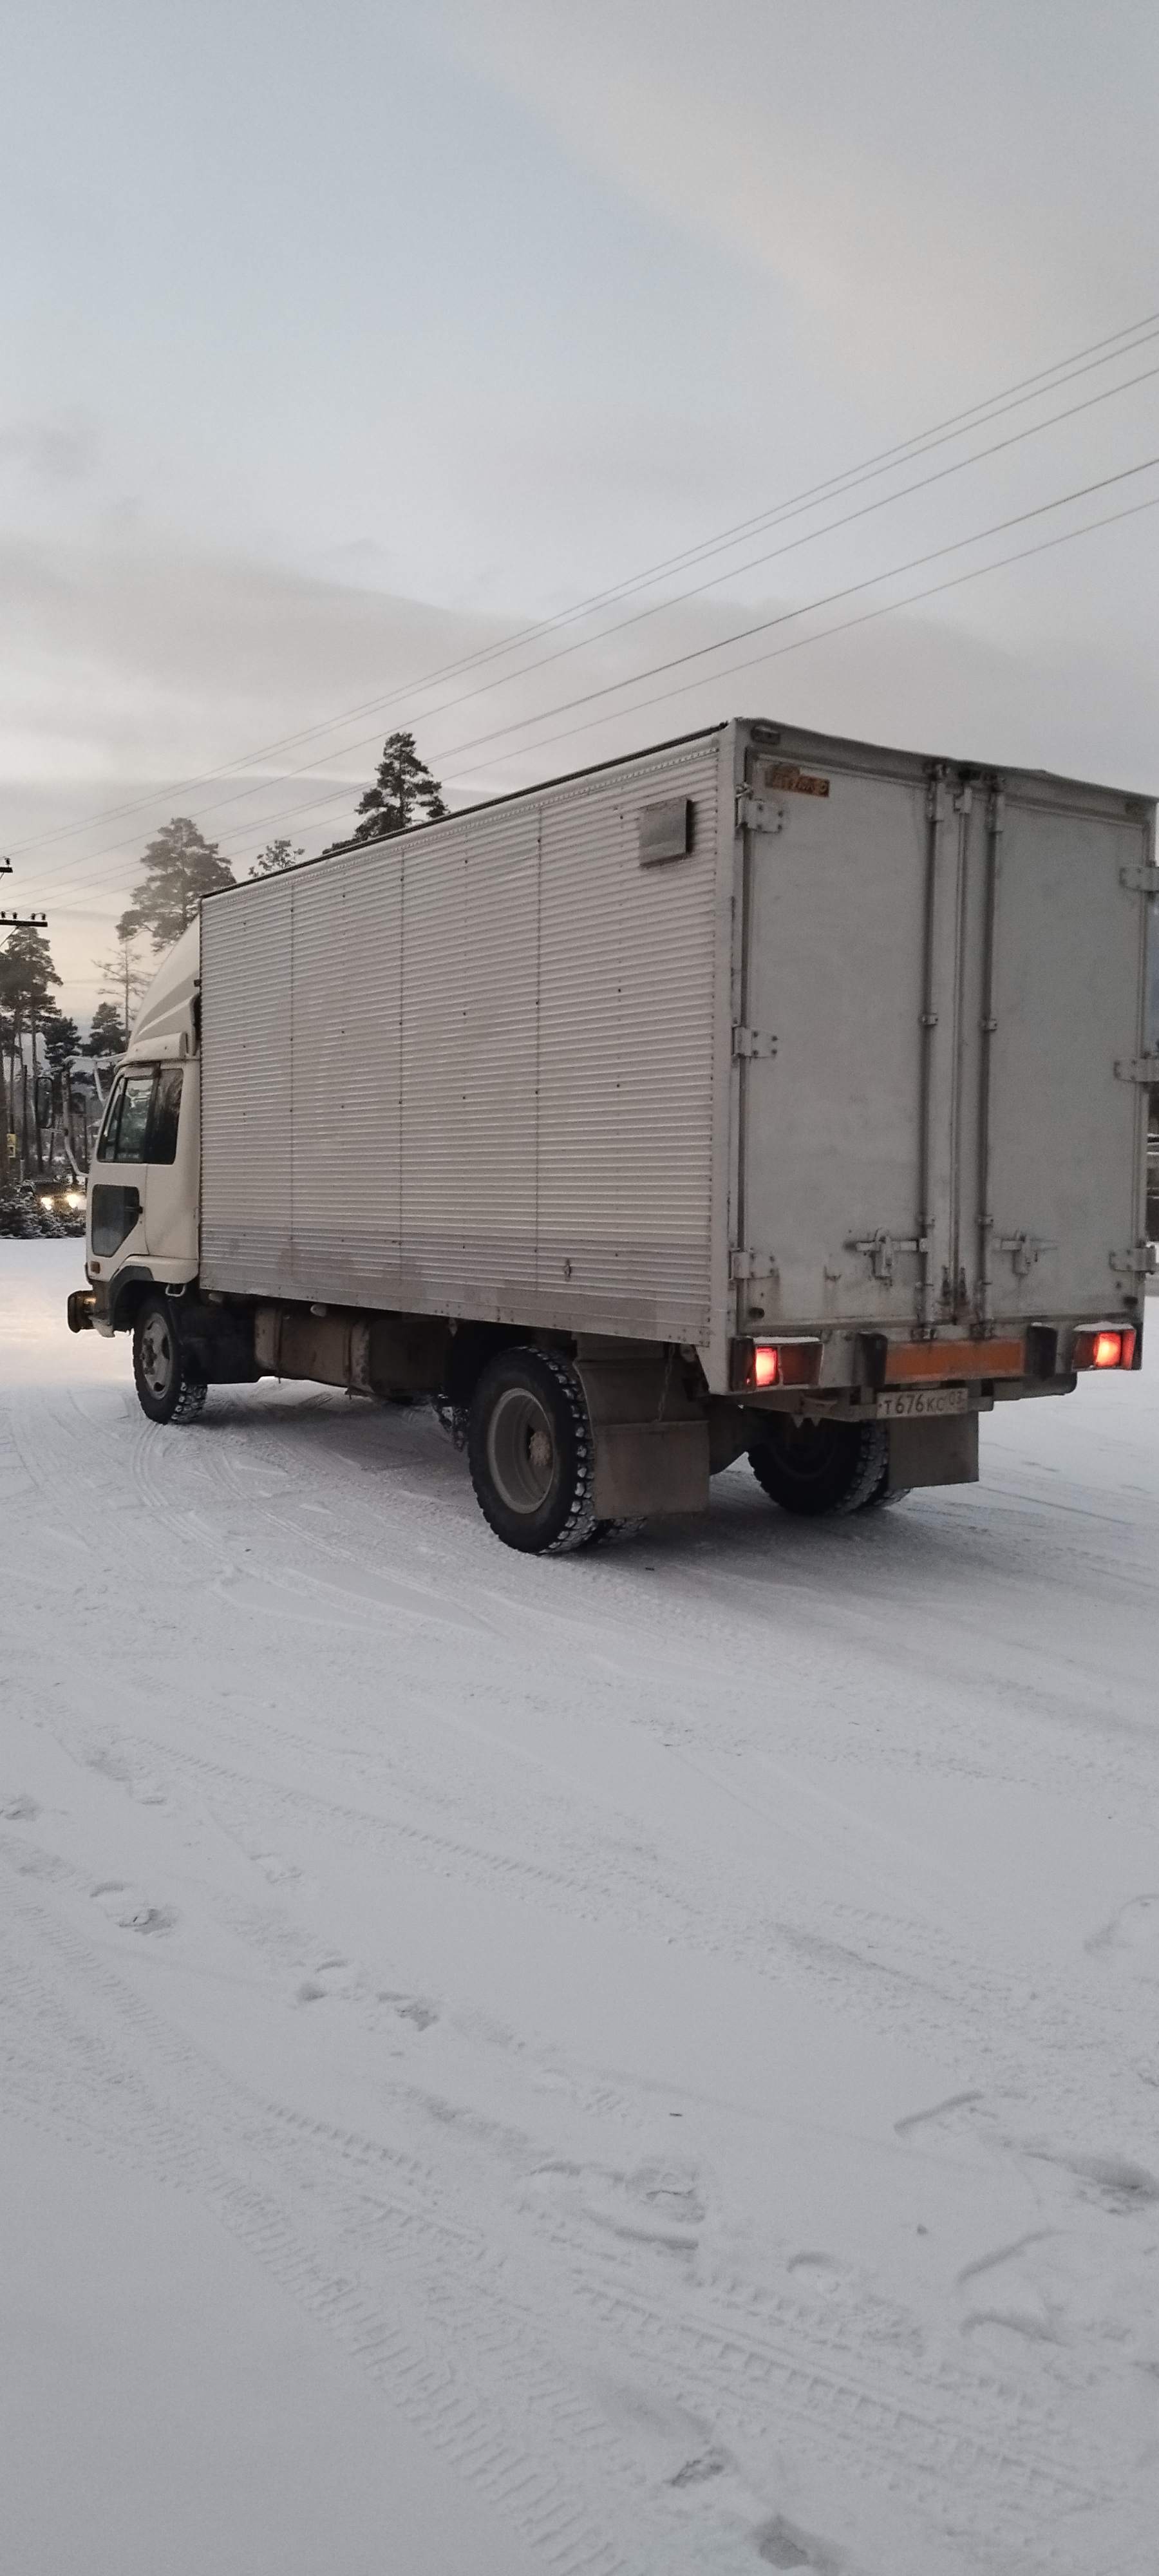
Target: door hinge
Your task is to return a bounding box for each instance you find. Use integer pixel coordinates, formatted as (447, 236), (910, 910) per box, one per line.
(1115, 1053), (1159, 1084)
(1109, 1243), (1158, 1278)
(731, 1025), (778, 1060)
(1120, 864), (1159, 896)
(730, 1248), (780, 1283)
(995, 1232), (1058, 1278)
(846, 1230), (928, 1286)
(735, 793), (786, 836)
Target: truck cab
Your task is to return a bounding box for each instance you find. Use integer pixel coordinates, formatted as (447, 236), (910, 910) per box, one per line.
(70, 923), (200, 1336)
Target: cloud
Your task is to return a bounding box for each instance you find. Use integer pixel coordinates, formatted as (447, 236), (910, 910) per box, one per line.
(0, 410), (99, 484)
(428, 0), (1159, 416)
(413, 402), (762, 554)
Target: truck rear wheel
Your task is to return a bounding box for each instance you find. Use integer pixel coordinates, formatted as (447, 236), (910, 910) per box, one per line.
(860, 1457), (911, 1510)
(133, 1294), (207, 1426)
(748, 1416), (887, 1517)
(468, 1349), (596, 1554)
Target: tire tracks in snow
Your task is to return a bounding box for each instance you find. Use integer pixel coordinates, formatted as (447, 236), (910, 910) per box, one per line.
(0, 1853), (1109, 2573)
(11, 1388), (1157, 2183)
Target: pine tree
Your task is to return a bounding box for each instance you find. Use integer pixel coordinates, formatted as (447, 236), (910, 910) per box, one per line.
(42, 1010), (80, 1074)
(96, 927), (149, 1032)
(353, 732), (446, 842)
(249, 837), (305, 878)
(86, 1000), (127, 1056)
(1, 925), (62, 1176)
(39, 1011), (81, 1174)
(118, 817), (235, 952)
(2, 923), (60, 1025)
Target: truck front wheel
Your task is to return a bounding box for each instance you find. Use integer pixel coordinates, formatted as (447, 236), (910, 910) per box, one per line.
(133, 1294), (207, 1426)
(468, 1349), (596, 1553)
(748, 1417), (888, 1517)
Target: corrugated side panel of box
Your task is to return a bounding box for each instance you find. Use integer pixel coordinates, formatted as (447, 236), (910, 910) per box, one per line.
(534, 739), (720, 1339)
(200, 880), (292, 1295)
(202, 731), (721, 1338)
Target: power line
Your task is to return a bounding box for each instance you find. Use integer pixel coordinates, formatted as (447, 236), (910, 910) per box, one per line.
(301, 350), (1159, 753)
(12, 301), (1159, 874)
(41, 470), (1159, 941)
(95, 449), (1159, 867)
(180, 446), (1159, 835)
(429, 489), (1159, 791)
(28, 366), (1159, 898)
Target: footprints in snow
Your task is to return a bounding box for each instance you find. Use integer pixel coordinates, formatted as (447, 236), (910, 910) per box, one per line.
(293, 1962), (440, 2033)
(529, 2155), (708, 2255)
(296, 1955), (353, 2005)
(668, 2445), (728, 2487)
(1039, 2147), (1159, 2211)
(666, 2439), (838, 2571)
(757, 2515), (839, 2571)
(1087, 1891), (1159, 1979)
(83, 1739), (173, 1810)
(894, 2087), (982, 2136)
(90, 1880), (178, 1935)
(391, 1997), (439, 2031)
(1, 1792), (40, 1821)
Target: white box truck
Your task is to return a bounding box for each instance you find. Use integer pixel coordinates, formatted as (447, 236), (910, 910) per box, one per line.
(70, 718), (1158, 1553)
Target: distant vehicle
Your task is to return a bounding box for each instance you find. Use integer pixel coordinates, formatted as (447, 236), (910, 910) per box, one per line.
(69, 719), (1158, 1552)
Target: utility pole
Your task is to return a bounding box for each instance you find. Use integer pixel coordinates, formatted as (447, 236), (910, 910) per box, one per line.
(0, 871), (51, 1191)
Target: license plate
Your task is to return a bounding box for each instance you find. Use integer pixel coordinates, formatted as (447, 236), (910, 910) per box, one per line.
(875, 1385), (970, 1421)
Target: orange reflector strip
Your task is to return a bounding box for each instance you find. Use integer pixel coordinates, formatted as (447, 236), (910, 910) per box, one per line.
(883, 1337), (1025, 1384)
(753, 1346), (780, 1388)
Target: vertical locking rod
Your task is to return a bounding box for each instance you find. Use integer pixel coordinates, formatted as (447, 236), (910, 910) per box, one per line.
(975, 786), (1005, 1331)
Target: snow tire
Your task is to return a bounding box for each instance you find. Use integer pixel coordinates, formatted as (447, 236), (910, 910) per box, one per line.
(133, 1293), (207, 1426)
(748, 1416), (889, 1518)
(582, 1515), (645, 1549)
(468, 1349), (597, 1555)
(859, 1459), (912, 1511)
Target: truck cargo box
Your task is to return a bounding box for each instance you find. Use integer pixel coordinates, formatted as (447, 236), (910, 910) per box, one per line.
(199, 719), (1155, 1393)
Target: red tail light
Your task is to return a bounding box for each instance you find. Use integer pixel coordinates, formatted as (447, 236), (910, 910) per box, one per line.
(1073, 1325), (1136, 1371)
(731, 1338), (823, 1392)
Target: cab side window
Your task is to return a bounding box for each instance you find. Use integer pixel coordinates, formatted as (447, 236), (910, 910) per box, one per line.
(149, 1066), (184, 1164)
(100, 1071), (154, 1162)
(95, 1066), (185, 1163)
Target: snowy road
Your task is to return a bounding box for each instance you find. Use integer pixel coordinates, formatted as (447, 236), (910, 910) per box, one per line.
(3, 1242), (1159, 2576)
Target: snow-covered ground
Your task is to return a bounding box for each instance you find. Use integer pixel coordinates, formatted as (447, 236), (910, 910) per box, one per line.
(3, 1242), (1158, 2576)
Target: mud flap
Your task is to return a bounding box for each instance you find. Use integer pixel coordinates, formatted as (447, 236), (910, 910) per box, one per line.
(887, 1410), (979, 1492)
(574, 1356), (710, 1518)
(590, 1418), (710, 1517)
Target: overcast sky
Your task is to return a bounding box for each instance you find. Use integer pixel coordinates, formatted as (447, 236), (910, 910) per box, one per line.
(4, 0), (1159, 1018)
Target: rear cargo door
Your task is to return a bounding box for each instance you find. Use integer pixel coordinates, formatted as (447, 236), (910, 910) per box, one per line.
(739, 755), (934, 1329)
(981, 786), (1149, 1322)
(739, 750), (1151, 1339)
